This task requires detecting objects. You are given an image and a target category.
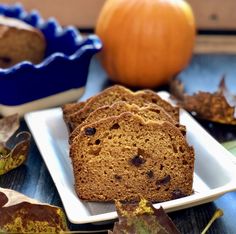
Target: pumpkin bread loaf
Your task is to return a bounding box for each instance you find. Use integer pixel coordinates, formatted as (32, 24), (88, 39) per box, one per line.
(70, 101), (185, 144)
(65, 85), (179, 131)
(0, 16), (46, 68)
(70, 112), (194, 202)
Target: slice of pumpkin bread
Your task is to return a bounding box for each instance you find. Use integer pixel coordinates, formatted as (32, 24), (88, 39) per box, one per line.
(62, 102), (85, 117)
(70, 101), (185, 144)
(62, 102), (86, 131)
(66, 85), (179, 130)
(70, 112), (194, 202)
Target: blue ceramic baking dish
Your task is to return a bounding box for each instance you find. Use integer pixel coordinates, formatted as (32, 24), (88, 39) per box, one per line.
(0, 4), (102, 116)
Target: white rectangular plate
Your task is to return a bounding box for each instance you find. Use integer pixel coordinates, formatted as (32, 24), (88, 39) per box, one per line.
(25, 91), (236, 224)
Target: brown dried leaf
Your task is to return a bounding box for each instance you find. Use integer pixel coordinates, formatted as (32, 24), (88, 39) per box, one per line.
(170, 76), (236, 125)
(110, 198), (180, 234)
(218, 76), (236, 107)
(0, 114), (19, 144)
(0, 132), (31, 175)
(0, 187), (68, 233)
(0, 114), (31, 175)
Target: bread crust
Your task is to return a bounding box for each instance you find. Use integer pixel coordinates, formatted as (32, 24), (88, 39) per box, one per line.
(65, 85), (179, 131)
(69, 101), (185, 144)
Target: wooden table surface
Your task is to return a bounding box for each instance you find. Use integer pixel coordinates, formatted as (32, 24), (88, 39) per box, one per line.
(1, 55), (236, 233)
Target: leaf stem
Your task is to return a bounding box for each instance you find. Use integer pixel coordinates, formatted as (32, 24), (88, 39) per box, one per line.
(201, 209), (224, 234)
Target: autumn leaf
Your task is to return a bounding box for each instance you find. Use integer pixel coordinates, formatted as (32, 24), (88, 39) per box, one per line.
(0, 114), (31, 175)
(0, 114), (19, 144)
(0, 187), (68, 233)
(110, 198), (180, 234)
(0, 131), (31, 175)
(170, 76), (236, 125)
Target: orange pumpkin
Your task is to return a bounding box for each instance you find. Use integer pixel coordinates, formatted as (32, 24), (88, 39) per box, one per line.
(96, 0), (196, 88)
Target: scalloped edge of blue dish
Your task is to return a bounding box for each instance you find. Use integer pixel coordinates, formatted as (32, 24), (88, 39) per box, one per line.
(0, 4), (102, 106)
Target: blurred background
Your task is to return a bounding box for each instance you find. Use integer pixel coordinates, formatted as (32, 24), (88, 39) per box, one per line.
(2, 0), (236, 54)
(1, 0), (236, 31)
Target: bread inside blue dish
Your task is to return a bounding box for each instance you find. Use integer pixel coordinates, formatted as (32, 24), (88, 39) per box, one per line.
(0, 15), (46, 68)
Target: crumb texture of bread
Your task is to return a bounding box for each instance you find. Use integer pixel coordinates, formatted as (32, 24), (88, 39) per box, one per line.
(66, 85), (179, 130)
(70, 112), (194, 202)
(0, 16), (46, 68)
